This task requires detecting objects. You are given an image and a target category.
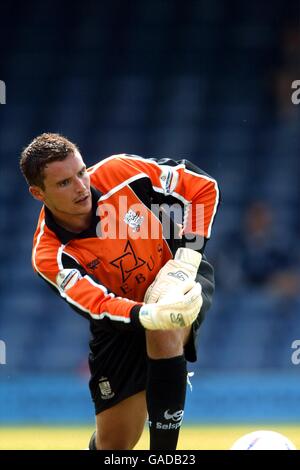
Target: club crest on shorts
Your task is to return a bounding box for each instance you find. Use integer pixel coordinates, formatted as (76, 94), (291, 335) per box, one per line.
(98, 376), (115, 399)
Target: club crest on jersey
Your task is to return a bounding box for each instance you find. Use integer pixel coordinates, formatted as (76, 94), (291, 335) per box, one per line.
(98, 377), (115, 399)
(56, 269), (82, 292)
(124, 209), (144, 232)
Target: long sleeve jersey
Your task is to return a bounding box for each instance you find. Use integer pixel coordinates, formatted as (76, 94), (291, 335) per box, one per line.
(32, 154), (220, 331)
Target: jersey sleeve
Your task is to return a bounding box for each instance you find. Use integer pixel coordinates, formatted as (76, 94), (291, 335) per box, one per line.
(107, 154), (220, 241)
(32, 221), (143, 331)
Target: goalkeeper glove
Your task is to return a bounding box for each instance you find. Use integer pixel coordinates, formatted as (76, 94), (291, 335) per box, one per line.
(144, 247), (202, 304)
(139, 279), (202, 330)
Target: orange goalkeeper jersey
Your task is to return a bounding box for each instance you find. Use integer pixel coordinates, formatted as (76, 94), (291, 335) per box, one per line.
(32, 154), (220, 330)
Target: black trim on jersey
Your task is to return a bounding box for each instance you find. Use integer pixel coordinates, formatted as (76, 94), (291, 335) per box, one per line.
(126, 153), (216, 181)
(149, 156), (213, 180)
(44, 186), (102, 245)
(61, 252), (89, 277)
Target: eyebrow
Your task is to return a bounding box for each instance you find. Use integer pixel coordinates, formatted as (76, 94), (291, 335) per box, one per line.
(56, 165), (86, 185)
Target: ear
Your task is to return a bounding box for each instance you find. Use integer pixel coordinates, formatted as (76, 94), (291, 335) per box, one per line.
(29, 185), (45, 203)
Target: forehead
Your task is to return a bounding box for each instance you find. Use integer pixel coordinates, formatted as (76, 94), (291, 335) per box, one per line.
(44, 150), (85, 182)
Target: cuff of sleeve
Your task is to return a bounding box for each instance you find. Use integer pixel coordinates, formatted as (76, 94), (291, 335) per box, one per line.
(130, 304), (144, 330)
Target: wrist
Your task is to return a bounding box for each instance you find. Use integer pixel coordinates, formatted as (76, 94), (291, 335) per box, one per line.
(138, 304), (157, 330)
(130, 304), (146, 330)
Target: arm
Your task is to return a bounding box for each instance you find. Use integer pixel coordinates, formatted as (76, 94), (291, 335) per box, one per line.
(89, 154), (220, 254)
(110, 155), (219, 303)
(114, 155), (220, 248)
(33, 233), (202, 331)
(33, 242), (143, 330)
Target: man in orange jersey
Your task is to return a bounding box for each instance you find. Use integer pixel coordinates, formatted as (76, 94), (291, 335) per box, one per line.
(20, 133), (219, 450)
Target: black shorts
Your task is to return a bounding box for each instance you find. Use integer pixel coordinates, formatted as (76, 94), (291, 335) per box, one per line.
(88, 256), (215, 415)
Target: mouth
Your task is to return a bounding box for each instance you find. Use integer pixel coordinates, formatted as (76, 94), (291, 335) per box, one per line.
(75, 194), (90, 204)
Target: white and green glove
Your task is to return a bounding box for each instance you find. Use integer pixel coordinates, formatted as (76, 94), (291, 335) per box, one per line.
(139, 279), (202, 330)
(144, 248), (202, 304)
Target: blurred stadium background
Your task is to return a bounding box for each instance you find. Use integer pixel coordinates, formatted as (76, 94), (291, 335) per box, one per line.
(0, 0), (300, 450)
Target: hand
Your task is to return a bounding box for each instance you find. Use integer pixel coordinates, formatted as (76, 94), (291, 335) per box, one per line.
(139, 279), (203, 330)
(144, 248), (202, 304)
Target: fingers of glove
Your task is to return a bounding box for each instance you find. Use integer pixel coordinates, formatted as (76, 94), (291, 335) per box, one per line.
(143, 281), (155, 304)
(156, 282), (202, 328)
(152, 259), (195, 282)
(144, 276), (176, 304)
(167, 283), (202, 327)
(162, 259), (195, 279)
(157, 279), (196, 304)
(145, 277), (195, 304)
(143, 260), (195, 304)
(139, 282), (202, 330)
(182, 281), (202, 307)
(158, 281), (201, 308)
(175, 248), (202, 270)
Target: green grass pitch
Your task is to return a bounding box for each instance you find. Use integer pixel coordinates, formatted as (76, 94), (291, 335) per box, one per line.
(0, 425), (299, 450)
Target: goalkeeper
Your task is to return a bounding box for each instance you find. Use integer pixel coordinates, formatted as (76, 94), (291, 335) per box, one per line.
(20, 133), (220, 450)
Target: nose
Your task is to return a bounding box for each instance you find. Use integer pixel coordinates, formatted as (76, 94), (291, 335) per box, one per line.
(74, 176), (86, 192)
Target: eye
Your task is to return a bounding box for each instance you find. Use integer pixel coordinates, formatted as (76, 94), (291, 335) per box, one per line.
(78, 168), (86, 177)
(58, 179), (70, 187)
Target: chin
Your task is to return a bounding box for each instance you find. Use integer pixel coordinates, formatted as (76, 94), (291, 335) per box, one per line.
(76, 200), (92, 214)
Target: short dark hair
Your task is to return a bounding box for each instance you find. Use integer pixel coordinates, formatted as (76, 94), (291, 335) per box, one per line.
(20, 133), (80, 189)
